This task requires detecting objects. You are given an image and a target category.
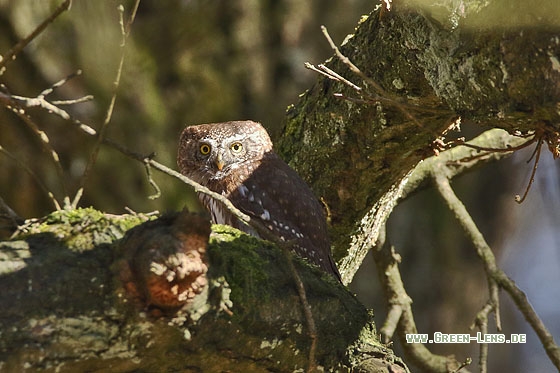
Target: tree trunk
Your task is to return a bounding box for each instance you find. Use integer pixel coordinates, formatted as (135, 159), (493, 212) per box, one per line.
(277, 0), (560, 283)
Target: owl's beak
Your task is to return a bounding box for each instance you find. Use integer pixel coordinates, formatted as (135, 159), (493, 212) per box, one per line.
(215, 153), (225, 171)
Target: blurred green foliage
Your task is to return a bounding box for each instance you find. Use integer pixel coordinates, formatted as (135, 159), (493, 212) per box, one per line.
(0, 0), (372, 217)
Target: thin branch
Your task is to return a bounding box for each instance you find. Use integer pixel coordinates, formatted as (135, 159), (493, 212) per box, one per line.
(471, 301), (492, 373)
(515, 138), (543, 203)
(453, 135), (537, 154)
(372, 230), (468, 372)
(8, 91), (93, 114)
(319, 25), (429, 128)
(144, 162), (162, 200)
(282, 248), (318, 372)
(38, 69), (82, 97)
(0, 196), (23, 229)
(320, 25), (384, 94)
(401, 129), (532, 201)
(376, 246), (409, 343)
(469, 276), (500, 373)
(69, 188), (83, 210)
(0, 0), (72, 74)
(0, 90), (97, 136)
(80, 0), (140, 189)
(6, 70), (93, 113)
(495, 271), (560, 369)
(304, 62), (341, 81)
(1, 100), (68, 204)
(434, 172), (560, 370)
(0, 145), (61, 210)
(317, 63), (362, 91)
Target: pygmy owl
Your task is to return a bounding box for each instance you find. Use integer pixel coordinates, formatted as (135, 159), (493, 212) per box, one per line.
(177, 120), (341, 281)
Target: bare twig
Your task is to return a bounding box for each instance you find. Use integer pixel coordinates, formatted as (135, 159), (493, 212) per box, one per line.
(452, 125), (560, 203)
(515, 137), (543, 203)
(80, 0), (140, 189)
(495, 272), (560, 369)
(366, 129), (551, 372)
(434, 172), (560, 370)
(0, 196), (23, 227)
(1, 100), (68, 204)
(318, 25), (429, 128)
(0, 90), (97, 137)
(0, 145), (61, 210)
(304, 62), (342, 82)
(453, 134), (536, 154)
(282, 248), (318, 372)
(7, 71), (93, 113)
(68, 188), (84, 210)
(0, 70), (97, 208)
(144, 162), (162, 200)
(376, 246), (409, 343)
(0, 0), (72, 74)
(401, 129), (532, 200)
(143, 157), (253, 225)
(322, 64), (357, 89)
(320, 25), (384, 94)
(38, 70), (83, 96)
(471, 302), (492, 373)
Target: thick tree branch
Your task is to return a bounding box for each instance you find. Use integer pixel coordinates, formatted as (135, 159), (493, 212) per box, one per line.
(366, 128), (553, 372)
(278, 1), (560, 283)
(0, 208), (406, 372)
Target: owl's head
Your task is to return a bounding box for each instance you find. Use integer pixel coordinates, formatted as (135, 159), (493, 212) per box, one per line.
(177, 121), (273, 182)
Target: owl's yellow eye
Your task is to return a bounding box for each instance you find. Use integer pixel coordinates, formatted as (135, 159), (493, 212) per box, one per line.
(199, 144), (211, 155)
(230, 142), (243, 153)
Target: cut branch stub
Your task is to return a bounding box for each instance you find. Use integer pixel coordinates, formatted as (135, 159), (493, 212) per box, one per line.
(118, 210), (211, 311)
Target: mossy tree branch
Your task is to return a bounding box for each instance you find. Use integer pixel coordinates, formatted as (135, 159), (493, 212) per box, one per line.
(0, 208), (407, 372)
(277, 1), (560, 284)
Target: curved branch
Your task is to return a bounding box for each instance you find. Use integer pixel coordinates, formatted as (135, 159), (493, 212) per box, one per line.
(433, 166), (560, 371)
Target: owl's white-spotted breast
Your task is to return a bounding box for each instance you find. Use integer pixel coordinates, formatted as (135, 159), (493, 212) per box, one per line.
(177, 120), (341, 281)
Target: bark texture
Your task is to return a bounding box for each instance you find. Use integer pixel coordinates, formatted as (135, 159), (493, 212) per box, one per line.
(1, 1), (559, 371)
(277, 0), (560, 283)
(0, 209), (406, 372)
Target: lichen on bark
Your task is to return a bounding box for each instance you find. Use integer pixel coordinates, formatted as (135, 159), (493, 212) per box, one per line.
(277, 2), (560, 283)
(0, 208), (405, 372)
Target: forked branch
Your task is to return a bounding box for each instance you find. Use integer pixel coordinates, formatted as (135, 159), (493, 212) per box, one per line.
(433, 161), (560, 372)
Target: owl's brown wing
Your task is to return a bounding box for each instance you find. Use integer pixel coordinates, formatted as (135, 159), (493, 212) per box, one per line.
(229, 152), (341, 281)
